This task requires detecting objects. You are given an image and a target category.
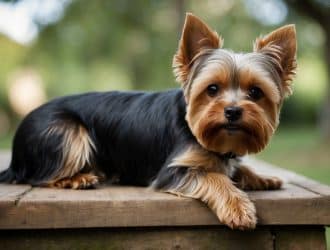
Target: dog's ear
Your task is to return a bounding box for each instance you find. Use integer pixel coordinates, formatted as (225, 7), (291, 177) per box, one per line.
(173, 13), (222, 86)
(254, 25), (297, 96)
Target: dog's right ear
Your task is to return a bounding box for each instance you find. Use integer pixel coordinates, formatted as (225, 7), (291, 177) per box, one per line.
(173, 13), (222, 86)
(254, 25), (297, 96)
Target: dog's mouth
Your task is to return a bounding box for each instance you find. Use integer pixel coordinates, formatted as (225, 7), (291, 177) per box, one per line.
(219, 124), (244, 132)
(203, 122), (253, 140)
(208, 123), (251, 136)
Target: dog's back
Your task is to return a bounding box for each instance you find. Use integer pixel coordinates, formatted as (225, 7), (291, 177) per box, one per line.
(0, 89), (193, 187)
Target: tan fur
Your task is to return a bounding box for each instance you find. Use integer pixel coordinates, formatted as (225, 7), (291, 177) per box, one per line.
(169, 146), (223, 172)
(233, 166), (283, 190)
(254, 25), (297, 96)
(167, 171), (257, 230)
(187, 61), (231, 102)
(238, 66), (281, 105)
(186, 92), (276, 155)
(173, 13), (222, 86)
(164, 146), (256, 229)
(47, 173), (99, 189)
(44, 122), (96, 185)
(184, 59), (280, 154)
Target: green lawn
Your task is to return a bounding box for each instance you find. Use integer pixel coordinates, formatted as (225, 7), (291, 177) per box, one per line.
(257, 126), (330, 249)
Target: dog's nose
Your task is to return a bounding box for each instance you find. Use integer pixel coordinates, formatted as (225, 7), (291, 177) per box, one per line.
(224, 106), (242, 122)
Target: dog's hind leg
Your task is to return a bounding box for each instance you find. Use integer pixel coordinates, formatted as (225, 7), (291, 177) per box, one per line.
(47, 173), (100, 189)
(6, 108), (102, 188)
(232, 165), (282, 191)
(41, 121), (99, 189)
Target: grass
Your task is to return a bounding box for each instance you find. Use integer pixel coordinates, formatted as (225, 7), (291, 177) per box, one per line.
(257, 126), (330, 249)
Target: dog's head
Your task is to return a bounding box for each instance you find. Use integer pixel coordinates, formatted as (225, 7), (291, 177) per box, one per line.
(173, 13), (297, 156)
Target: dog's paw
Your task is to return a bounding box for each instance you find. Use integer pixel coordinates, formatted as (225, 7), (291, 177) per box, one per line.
(71, 173), (99, 189)
(233, 166), (283, 191)
(260, 176), (283, 190)
(219, 194), (257, 230)
(268, 176), (283, 189)
(239, 175), (283, 191)
(52, 173), (99, 189)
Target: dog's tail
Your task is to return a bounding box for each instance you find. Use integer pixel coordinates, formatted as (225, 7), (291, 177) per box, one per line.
(0, 167), (15, 183)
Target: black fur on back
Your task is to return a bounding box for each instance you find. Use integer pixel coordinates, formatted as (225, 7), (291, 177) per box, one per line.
(0, 89), (196, 186)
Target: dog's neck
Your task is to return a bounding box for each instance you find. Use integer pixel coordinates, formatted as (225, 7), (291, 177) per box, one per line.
(218, 152), (237, 162)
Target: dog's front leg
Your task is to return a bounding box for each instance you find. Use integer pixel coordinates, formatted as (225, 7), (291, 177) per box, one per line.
(155, 167), (257, 230)
(181, 171), (256, 230)
(232, 165), (282, 191)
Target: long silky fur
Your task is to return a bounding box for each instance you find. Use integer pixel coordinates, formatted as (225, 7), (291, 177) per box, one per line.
(0, 90), (198, 186)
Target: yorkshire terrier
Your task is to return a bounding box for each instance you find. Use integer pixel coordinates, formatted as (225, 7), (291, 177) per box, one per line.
(0, 13), (297, 229)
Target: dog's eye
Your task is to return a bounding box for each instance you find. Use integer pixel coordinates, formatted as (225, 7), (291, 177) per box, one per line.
(248, 86), (264, 101)
(206, 84), (219, 97)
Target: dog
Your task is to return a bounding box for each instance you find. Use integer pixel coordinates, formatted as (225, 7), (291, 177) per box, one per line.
(0, 13), (296, 230)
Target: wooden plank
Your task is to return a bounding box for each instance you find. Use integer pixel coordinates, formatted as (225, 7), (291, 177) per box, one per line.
(0, 184), (328, 229)
(0, 186), (218, 229)
(0, 151), (31, 204)
(0, 184), (31, 200)
(253, 191), (330, 225)
(0, 227), (274, 250)
(0, 184), (33, 230)
(244, 157), (330, 196)
(274, 226), (326, 250)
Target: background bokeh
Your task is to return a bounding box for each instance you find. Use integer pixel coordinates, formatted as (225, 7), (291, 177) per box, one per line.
(0, 0), (329, 241)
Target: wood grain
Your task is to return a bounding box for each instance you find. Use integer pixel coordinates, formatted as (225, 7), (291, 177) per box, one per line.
(0, 226), (326, 250)
(244, 157), (330, 196)
(274, 227), (326, 250)
(0, 227), (274, 250)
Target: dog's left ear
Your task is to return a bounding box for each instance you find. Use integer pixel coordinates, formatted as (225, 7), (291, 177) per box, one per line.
(254, 25), (297, 96)
(173, 13), (222, 87)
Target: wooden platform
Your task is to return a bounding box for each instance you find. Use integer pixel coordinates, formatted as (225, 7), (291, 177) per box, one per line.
(0, 150), (329, 249)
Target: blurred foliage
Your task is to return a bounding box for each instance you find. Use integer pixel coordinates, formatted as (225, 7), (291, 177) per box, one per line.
(258, 126), (330, 185)
(0, 0), (328, 135)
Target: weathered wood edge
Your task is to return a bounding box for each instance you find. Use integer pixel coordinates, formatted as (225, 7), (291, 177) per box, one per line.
(0, 185), (329, 228)
(244, 157), (330, 196)
(0, 227), (275, 250)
